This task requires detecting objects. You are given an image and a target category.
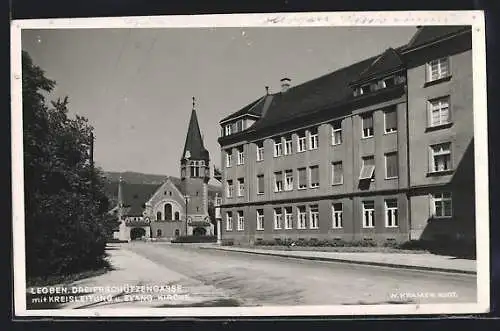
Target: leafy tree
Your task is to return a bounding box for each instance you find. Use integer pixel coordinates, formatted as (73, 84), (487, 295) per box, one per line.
(22, 50), (113, 278)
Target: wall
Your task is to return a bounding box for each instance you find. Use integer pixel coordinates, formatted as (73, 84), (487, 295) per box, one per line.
(405, 32), (475, 242)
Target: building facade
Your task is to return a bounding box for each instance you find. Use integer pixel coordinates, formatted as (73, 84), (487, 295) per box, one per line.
(112, 102), (217, 241)
(217, 26), (474, 246)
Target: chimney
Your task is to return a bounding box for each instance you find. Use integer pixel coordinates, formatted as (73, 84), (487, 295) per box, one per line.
(280, 77), (291, 93)
(265, 86), (269, 95)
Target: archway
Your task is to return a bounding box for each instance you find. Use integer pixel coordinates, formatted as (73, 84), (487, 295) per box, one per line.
(164, 203), (172, 220)
(174, 229), (180, 237)
(156, 229), (163, 237)
(193, 227), (207, 236)
(130, 227), (146, 240)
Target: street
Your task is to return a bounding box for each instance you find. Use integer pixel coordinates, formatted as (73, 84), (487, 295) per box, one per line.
(121, 242), (477, 306)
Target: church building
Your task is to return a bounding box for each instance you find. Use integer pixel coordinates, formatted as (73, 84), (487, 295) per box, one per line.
(113, 99), (216, 241)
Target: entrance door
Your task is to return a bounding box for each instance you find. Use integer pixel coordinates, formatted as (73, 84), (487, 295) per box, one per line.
(193, 227), (207, 236)
(130, 227), (146, 240)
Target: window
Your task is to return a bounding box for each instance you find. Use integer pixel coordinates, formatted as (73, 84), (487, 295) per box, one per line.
(432, 192), (452, 218)
(157, 229), (162, 237)
(190, 160), (200, 177)
(297, 132), (307, 152)
(332, 121), (342, 145)
(256, 142), (264, 161)
(385, 152), (398, 179)
(332, 203), (343, 229)
(297, 206), (307, 229)
(274, 171), (283, 192)
(332, 161), (343, 185)
(237, 178), (245, 197)
(236, 120), (243, 132)
(164, 203), (172, 221)
(360, 156), (375, 180)
(257, 174), (265, 195)
(237, 147), (245, 165)
(309, 165), (319, 188)
(226, 150), (233, 167)
(362, 201), (375, 228)
(309, 128), (318, 150)
(284, 207), (293, 229)
(156, 212), (162, 221)
(309, 205), (319, 229)
(226, 211), (233, 231)
(274, 208), (282, 229)
(384, 109), (397, 133)
(298, 168), (307, 189)
(274, 139), (283, 157)
(237, 211), (244, 231)
(284, 170), (294, 191)
(285, 137), (293, 155)
(429, 96), (451, 127)
(385, 199), (398, 228)
(382, 76), (395, 88)
(226, 180), (234, 198)
(427, 57), (450, 82)
(224, 124), (232, 136)
(362, 113), (374, 138)
(174, 212), (180, 220)
(256, 209), (264, 230)
(431, 143), (452, 172)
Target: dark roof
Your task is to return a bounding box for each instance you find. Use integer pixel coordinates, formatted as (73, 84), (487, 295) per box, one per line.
(219, 25), (472, 136)
(405, 25), (471, 50)
(220, 97), (265, 123)
(105, 182), (161, 216)
(181, 108), (209, 161)
(353, 48), (404, 84)
(248, 56), (377, 132)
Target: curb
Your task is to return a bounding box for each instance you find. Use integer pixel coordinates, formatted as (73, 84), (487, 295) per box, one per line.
(200, 246), (477, 275)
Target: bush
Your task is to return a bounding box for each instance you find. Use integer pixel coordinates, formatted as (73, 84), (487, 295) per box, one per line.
(171, 235), (217, 243)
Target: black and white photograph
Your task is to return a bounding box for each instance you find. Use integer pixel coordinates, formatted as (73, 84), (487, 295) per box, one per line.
(11, 11), (489, 317)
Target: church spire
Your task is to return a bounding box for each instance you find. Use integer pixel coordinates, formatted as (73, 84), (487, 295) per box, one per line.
(181, 97), (209, 162)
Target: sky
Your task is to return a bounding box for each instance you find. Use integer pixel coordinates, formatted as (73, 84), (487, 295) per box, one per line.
(22, 26), (417, 180)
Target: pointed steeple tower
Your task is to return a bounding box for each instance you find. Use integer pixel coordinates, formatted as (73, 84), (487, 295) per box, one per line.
(181, 97), (210, 182)
(181, 97), (210, 162)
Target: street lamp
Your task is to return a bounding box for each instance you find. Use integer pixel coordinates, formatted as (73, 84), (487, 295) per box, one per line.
(184, 194), (190, 236)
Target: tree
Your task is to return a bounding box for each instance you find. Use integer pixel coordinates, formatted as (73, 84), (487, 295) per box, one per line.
(22, 50), (112, 278)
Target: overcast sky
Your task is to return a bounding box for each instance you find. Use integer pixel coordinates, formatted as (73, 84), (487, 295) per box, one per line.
(22, 26), (417, 179)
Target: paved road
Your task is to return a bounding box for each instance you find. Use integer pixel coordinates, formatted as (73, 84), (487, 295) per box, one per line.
(123, 242), (477, 307)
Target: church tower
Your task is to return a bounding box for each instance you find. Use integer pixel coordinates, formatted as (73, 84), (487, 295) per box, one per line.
(180, 97), (212, 236)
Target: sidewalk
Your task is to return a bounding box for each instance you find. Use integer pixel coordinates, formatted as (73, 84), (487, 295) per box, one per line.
(27, 244), (234, 309)
(200, 245), (477, 275)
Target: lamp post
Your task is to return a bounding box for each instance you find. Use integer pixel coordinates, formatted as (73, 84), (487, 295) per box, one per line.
(184, 194), (190, 236)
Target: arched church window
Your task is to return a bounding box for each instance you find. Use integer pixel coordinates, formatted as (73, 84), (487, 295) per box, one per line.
(164, 203), (173, 220)
(157, 211), (162, 221)
(174, 212), (180, 220)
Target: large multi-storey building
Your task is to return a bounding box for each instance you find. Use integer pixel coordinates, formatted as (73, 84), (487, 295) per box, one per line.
(217, 26), (474, 246)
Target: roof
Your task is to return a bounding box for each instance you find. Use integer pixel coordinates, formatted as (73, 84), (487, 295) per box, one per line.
(219, 25), (471, 137)
(181, 108), (209, 161)
(405, 25), (471, 50)
(247, 56), (377, 132)
(352, 48), (404, 84)
(105, 182), (161, 216)
(220, 97), (265, 123)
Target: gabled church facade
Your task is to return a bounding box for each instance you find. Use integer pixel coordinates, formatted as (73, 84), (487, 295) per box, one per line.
(112, 100), (216, 241)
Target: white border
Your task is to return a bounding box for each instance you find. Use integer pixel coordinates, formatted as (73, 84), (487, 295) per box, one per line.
(11, 10), (489, 317)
